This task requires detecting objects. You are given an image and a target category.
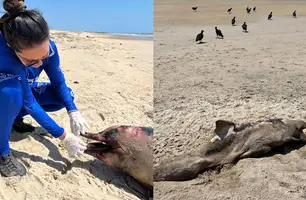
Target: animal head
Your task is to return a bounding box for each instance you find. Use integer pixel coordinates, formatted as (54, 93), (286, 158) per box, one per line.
(82, 126), (153, 166)
(280, 119), (306, 140)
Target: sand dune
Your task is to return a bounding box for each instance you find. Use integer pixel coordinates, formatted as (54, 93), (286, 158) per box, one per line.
(0, 30), (153, 200)
(154, 0), (306, 199)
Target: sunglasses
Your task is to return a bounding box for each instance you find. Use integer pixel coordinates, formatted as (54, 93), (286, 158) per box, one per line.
(14, 42), (54, 67)
(15, 49), (49, 67)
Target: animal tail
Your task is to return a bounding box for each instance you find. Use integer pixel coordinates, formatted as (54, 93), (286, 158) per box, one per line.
(154, 156), (213, 181)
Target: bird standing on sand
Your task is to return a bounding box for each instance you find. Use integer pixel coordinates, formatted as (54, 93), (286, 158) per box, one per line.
(231, 16), (236, 26)
(227, 8), (232, 14)
(192, 7), (198, 12)
(247, 7), (251, 14)
(253, 7), (256, 12)
(293, 10), (297, 18)
(195, 30), (204, 43)
(242, 22), (247, 32)
(215, 27), (224, 39)
(268, 12), (272, 20)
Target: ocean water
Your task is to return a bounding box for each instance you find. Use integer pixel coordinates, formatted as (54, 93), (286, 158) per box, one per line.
(108, 32), (153, 40)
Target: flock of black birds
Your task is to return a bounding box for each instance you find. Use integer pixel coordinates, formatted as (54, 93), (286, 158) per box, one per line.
(195, 6), (298, 44)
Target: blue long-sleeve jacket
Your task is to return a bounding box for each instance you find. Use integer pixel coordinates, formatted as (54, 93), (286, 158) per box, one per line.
(0, 34), (77, 138)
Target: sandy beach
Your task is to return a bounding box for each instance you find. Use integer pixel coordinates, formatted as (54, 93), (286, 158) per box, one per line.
(0, 30), (153, 200)
(154, 0), (306, 199)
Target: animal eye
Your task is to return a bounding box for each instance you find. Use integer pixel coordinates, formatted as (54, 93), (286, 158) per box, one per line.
(104, 129), (118, 138)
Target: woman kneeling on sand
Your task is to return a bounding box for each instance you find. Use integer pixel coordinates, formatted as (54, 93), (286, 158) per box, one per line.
(0, 0), (90, 177)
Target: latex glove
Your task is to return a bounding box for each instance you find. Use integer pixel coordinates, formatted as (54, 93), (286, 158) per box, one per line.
(68, 110), (90, 136)
(62, 132), (87, 158)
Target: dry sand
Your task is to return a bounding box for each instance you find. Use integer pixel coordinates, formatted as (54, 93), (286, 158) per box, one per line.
(0, 30), (153, 200)
(154, 0), (306, 199)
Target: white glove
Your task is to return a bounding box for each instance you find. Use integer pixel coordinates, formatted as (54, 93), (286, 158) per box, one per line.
(68, 110), (90, 136)
(62, 132), (87, 158)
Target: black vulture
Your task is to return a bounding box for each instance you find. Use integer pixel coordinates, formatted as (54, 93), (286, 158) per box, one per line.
(231, 16), (236, 26)
(215, 27), (224, 39)
(268, 12), (272, 20)
(192, 7), (198, 11)
(195, 30), (204, 43)
(242, 22), (247, 32)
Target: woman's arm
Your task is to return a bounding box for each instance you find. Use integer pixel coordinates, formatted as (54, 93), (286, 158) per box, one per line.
(0, 53), (65, 138)
(44, 40), (78, 113)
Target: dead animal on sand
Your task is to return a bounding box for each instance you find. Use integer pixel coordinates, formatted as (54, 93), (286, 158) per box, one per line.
(81, 125), (153, 189)
(192, 7), (198, 12)
(153, 119), (306, 182)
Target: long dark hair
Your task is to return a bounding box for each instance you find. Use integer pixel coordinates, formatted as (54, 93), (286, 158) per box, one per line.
(0, 0), (49, 52)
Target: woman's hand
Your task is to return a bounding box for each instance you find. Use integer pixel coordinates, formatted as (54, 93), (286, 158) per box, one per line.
(61, 131), (87, 158)
(68, 110), (90, 136)
(59, 131), (67, 140)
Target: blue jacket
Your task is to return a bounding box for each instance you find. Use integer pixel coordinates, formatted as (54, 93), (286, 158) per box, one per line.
(0, 33), (77, 138)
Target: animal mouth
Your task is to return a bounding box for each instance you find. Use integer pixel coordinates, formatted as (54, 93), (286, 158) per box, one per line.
(84, 142), (113, 154)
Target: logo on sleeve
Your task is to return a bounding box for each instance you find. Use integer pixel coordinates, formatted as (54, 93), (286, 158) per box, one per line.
(70, 90), (74, 97)
(0, 73), (21, 83)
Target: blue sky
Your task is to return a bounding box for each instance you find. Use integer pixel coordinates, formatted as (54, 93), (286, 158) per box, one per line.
(22, 0), (153, 33)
